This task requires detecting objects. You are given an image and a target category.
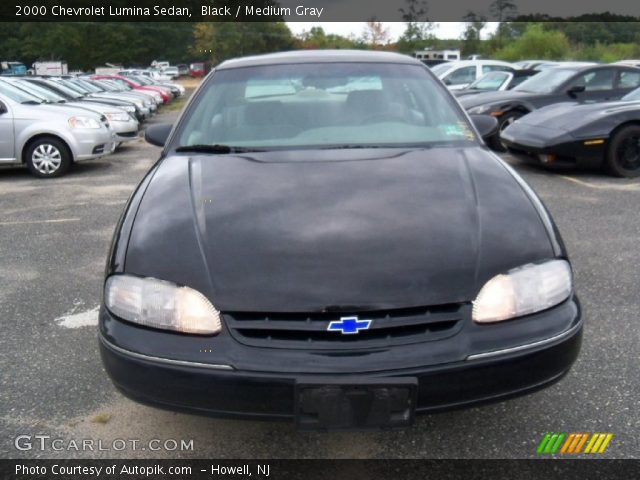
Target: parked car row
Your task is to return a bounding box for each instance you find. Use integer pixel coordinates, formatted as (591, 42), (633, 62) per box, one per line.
(0, 73), (183, 178)
(434, 59), (640, 177)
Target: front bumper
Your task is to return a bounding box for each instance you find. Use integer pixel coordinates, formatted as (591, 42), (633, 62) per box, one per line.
(501, 130), (606, 169)
(71, 128), (115, 161)
(99, 299), (582, 424)
(111, 120), (140, 142)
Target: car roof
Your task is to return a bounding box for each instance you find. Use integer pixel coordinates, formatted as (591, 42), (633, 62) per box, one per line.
(549, 64), (634, 73)
(217, 50), (421, 70)
(438, 59), (512, 68)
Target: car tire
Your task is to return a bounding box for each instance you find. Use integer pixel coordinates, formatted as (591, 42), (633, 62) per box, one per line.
(25, 137), (72, 178)
(605, 125), (640, 178)
(489, 111), (525, 152)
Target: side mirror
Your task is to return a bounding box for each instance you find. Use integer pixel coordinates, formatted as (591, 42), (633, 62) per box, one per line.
(469, 114), (499, 141)
(144, 123), (173, 147)
(566, 85), (586, 97)
(0, 103), (6, 114)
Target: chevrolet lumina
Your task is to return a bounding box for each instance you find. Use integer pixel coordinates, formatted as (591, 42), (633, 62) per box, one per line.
(99, 51), (582, 430)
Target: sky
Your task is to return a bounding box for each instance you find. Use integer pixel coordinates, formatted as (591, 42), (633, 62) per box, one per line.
(286, 22), (499, 41)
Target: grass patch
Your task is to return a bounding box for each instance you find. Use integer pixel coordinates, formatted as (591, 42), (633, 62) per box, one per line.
(176, 77), (203, 89)
(162, 95), (188, 113)
(90, 413), (112, 424)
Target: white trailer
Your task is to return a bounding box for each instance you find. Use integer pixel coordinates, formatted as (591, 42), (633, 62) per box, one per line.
(33, 61), (68, 76)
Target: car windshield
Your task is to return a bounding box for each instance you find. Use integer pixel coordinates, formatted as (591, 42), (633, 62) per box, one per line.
(177, 62), (476, 150)
(430, 63), (451, 75)
(0, 81), (43, 103)
(97, 81), (121, 91)
(17, 80), (66, 102)
(44, 80), (83, 99)
(514, 68), (577, 93)
(467, 71), (509, 90)
(622, 87), (640, 101)
(56, 79), (88, 96)
(74, 79), (102, 92)
(133, 76), (152, 85)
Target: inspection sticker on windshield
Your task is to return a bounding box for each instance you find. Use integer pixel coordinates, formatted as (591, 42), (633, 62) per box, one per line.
(440, 123), (474, 139)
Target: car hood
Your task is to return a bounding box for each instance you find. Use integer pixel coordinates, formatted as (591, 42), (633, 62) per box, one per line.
(124, 148), (555, 312)
(458, 90), (536, 110)
(454, 89), (490, 97)
(514, 100), (640, 131)
(12, 102), (101, 120)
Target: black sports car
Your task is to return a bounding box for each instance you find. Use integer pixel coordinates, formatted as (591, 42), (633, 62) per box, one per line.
(99, 50), (581, 430)
(501, 87), (640, 177)
(459, 64), (640, 151)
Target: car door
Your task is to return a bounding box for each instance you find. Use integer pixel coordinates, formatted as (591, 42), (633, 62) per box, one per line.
(564, 68), (618, 103)
(0, 98), (15, 161)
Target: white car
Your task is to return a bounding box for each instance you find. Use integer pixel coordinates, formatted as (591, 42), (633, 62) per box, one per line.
(614, 60), (640, 68)
(431, 60), (515, 90)
(163, 67), (179, 79)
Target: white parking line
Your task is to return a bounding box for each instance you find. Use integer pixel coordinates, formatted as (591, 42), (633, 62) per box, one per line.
(0, 217), (81, 226)
(558, 176), (640, 191)
(56, 306), (100, 329)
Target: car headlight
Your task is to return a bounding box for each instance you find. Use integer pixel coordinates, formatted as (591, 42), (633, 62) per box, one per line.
(105, 112), (130, 122)
(143, 100), (151, 107)
(68, 116), (101, 129)
(104, 275), (222, 335)
(467, 105), (493, 115)
(123, 105), (136, 113)
(472, 260), (572, 323)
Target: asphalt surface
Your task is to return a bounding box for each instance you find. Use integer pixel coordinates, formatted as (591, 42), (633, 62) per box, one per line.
(1, 105), (638, 460)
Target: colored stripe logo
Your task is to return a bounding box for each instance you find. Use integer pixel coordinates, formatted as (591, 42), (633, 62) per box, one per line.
(537, 433), (613, 454)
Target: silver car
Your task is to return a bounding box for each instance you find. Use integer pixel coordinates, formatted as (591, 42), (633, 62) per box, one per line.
(1, 78), (139, 144)
(0, 82), (115, 178)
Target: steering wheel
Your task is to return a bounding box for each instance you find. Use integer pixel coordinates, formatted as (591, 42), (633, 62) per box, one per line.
(359, 112), (408, 125)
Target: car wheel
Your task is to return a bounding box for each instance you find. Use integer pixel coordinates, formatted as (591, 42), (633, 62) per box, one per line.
(605, 125), (640, 178)
(489, 111), (524, 152)
(25, 137), (71, 178)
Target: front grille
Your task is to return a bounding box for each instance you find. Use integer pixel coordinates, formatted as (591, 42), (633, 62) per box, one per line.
(224, 303), (469, 350)
(118, 131), (138, 138)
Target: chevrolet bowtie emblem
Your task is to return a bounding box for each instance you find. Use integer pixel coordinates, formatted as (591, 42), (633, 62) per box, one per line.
(327, 316), (372, 334)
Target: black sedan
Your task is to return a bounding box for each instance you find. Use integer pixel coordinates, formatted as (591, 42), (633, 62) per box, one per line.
(459, 64), (640, 150)
(501, 87), (640, 177)
(99, 50), (581, 430)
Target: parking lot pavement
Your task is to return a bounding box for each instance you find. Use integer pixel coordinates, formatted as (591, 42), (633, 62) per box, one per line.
(1, 118), (638, 459)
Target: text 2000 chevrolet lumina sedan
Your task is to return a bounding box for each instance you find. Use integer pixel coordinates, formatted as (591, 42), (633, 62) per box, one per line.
(100, 51), (581, 430)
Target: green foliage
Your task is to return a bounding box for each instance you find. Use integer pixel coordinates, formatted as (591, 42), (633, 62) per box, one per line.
(191, 22), (294, 64)
(295, 27), (364, 50)
(0, 22), (196, 70)
(494, 24), (570, 61)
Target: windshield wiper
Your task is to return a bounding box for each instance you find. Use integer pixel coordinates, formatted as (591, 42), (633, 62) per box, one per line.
(175, 144), (266, 154)
(20, 100), (41, 105)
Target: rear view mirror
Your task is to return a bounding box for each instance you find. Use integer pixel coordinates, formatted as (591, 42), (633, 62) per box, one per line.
(144, 123), (173, 147)
(469, 114), (499, 141)
(0, 102), (6, 114)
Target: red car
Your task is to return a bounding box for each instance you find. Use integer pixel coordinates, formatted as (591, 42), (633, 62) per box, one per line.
(90, 74), (171, 103)
(188, 62), (207, 78)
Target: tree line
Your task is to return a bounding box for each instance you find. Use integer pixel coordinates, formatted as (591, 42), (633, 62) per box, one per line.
(1, 7), (640, 70)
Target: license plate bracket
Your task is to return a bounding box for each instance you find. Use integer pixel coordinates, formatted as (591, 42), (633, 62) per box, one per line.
(295, 377), (417, 431)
